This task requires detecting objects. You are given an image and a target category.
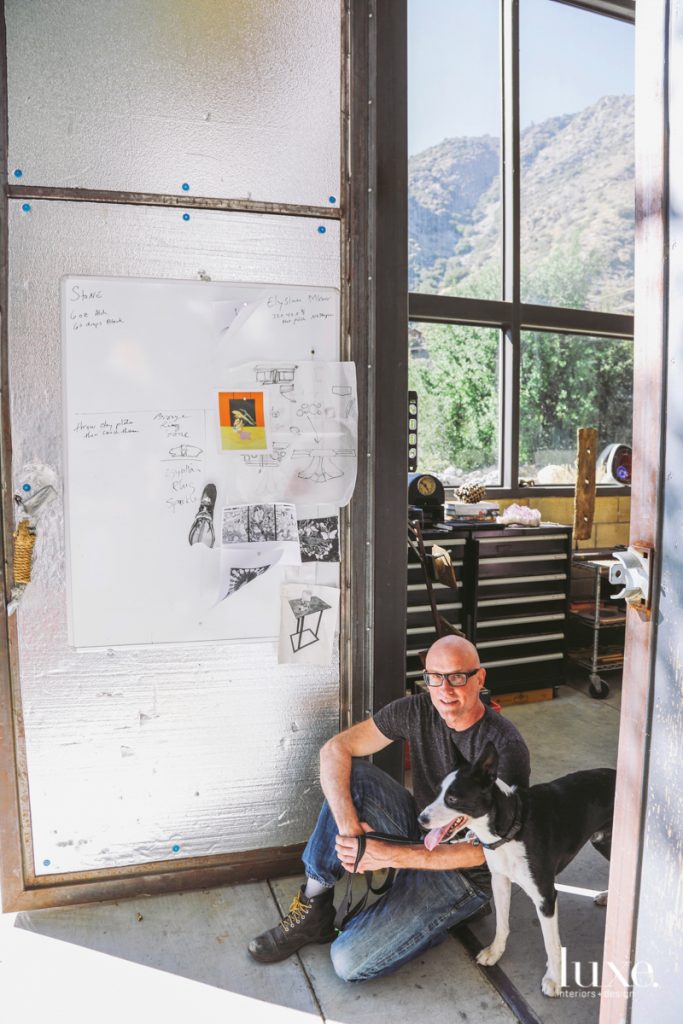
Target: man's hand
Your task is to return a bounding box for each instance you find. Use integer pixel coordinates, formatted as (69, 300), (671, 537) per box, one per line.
(335, 822), (396, 873)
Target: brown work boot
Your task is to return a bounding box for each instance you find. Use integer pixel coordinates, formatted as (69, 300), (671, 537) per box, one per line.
(248, 884), (336, 963)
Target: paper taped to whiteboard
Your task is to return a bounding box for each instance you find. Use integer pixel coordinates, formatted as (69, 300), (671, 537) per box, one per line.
(220, 361), (357, 506)
(217, 544), (283, 602)
(278, 583), (340, 666)
(221, 503), (301, 565)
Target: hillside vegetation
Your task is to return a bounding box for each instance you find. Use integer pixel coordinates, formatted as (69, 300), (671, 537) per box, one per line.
(409, 94), (634, 311)
(408, 96), (634, 482)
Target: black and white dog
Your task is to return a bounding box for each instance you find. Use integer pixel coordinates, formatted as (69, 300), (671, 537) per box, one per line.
(419, 742), (616, 997)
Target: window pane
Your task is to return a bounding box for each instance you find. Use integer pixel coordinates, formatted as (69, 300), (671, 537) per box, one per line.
(408, 0), (501, 300)
(409, 322), (501, 484)
(520, 332), (633, 485)
(520, 0), (635, 314)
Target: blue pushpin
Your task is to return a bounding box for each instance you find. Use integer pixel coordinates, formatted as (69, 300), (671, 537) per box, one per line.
(182, 213), (190, 221)
(43, 859), (51, 867)
(22, 203), (31, 213)
(181, 183), (190, 191)
(328, 195), (336, 204)
(317, 225), (326, 234)
(22, 483), (31, 492)
(13, 169), (23, 178)
(172, 844), (180, 853)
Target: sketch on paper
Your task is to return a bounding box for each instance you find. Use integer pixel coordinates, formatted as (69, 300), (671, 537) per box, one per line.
(278, 583), (340, 666)
(219, 362), (358, 506)
(255, 365), (297, 385)
(221, 503), (298, 545)
(242, 442), (290, 468)
(218, 391), (267, 451)
(255, 364), (298, 403)
(292, 448), (355, 483)
(332, 385), (355, 418)
(297, 516), (340, 563)
(168, 444), (203, 459)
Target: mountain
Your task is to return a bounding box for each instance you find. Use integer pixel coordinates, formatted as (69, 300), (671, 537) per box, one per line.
(408, 95), (634, 313)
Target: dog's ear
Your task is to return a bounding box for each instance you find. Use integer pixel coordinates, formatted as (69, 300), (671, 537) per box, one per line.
(474, 741), (498, 783)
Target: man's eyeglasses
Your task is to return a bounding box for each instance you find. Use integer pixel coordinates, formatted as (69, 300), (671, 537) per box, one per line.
(422, 668), (481, 689)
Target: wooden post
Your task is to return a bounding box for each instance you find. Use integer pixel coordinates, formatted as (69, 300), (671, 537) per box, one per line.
(573, 426), (597, 543)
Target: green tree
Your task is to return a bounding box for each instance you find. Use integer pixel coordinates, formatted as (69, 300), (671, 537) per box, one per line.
(519, 332), (633, 464)
(409, 323), (499, 473)
(410, 241), (634, 477)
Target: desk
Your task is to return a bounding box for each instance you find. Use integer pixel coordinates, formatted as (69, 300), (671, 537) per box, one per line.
(288, 596), (332, 652)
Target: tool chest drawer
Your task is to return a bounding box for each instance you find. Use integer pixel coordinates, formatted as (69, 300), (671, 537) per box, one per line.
(405, 524), (572, 697)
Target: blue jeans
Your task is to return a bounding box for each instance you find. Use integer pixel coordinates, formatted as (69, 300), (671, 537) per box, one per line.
(302, 759), (490, 982)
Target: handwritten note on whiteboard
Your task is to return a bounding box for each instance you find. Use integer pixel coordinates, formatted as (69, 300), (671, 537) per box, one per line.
(62, 275), (340, 648)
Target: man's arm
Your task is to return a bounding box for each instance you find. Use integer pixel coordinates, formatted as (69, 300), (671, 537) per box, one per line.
(319, 718), (393, 836)
(335, 833), (486, 873)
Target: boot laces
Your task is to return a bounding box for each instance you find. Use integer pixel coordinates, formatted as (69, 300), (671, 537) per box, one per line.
(280, 892), (310, 933)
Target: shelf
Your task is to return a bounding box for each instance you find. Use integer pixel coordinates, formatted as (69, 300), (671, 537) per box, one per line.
(569, 651), (624, 674)
(569, 601), (626, 628)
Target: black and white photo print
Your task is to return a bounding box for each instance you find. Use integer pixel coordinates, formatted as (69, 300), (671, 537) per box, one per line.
(297, 515), (340, 562)
(278, 583), (340, 666)
(221, 502), (299, 548)
(224, 565), (270, 597)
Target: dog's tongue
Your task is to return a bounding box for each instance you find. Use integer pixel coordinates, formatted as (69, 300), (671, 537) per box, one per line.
(424, 816), (466, 851)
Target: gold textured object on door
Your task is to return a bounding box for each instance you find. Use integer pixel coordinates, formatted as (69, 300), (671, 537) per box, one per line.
(13, 519), (37, 585)
(574, 427), (598, 542)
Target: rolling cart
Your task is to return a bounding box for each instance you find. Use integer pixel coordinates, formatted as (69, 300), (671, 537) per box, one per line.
(568, 557), (626, 699)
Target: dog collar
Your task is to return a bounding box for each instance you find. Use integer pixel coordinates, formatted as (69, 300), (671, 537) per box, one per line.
(475, 795), (525, 850)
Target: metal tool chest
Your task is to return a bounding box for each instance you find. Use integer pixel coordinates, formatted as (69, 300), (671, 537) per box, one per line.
(406, 523), (573, 697)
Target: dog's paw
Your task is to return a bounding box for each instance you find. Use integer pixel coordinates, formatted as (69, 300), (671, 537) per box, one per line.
(476, 944), (504, 967)
(542, 975), (562, 998)
(594, 890), (608, 907)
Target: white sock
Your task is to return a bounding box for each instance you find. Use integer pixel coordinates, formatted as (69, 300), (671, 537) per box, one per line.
(304, 877), (332, 898)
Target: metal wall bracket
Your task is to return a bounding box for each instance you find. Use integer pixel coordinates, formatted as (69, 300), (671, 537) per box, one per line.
(609, 543), (654, 610)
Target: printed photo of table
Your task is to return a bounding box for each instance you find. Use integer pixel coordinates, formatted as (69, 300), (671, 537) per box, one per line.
(288, 595), (332, 652)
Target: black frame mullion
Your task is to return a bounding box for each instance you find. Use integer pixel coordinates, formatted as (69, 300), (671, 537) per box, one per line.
(500, 326), (519, 490)
(501, 0), (520, 309)
(409, 293), (633, 340)
(371, 0), (409, 779)
(500, 0), (520, 489)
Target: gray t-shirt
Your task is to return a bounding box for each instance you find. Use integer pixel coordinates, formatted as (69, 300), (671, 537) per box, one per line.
(373, 692), (530, 893)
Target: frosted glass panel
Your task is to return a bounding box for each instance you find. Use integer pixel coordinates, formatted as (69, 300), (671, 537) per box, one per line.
(6, 0), (340, 207)
(8, 199), (340, 874)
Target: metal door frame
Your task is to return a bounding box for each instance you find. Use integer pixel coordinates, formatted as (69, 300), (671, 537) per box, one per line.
(600, 2), (669, 1019)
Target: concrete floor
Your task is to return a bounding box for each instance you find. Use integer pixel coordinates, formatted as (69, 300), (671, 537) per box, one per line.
(0, 679), (620, 1024)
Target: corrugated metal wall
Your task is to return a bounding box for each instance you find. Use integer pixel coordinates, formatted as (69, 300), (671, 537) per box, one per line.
(5, 0), (343, 876)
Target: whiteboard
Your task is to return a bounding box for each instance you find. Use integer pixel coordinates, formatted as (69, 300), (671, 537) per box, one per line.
(62, 276), (343, 648)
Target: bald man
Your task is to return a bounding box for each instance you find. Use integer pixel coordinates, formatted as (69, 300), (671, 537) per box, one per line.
(248, 636), (530, 980)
